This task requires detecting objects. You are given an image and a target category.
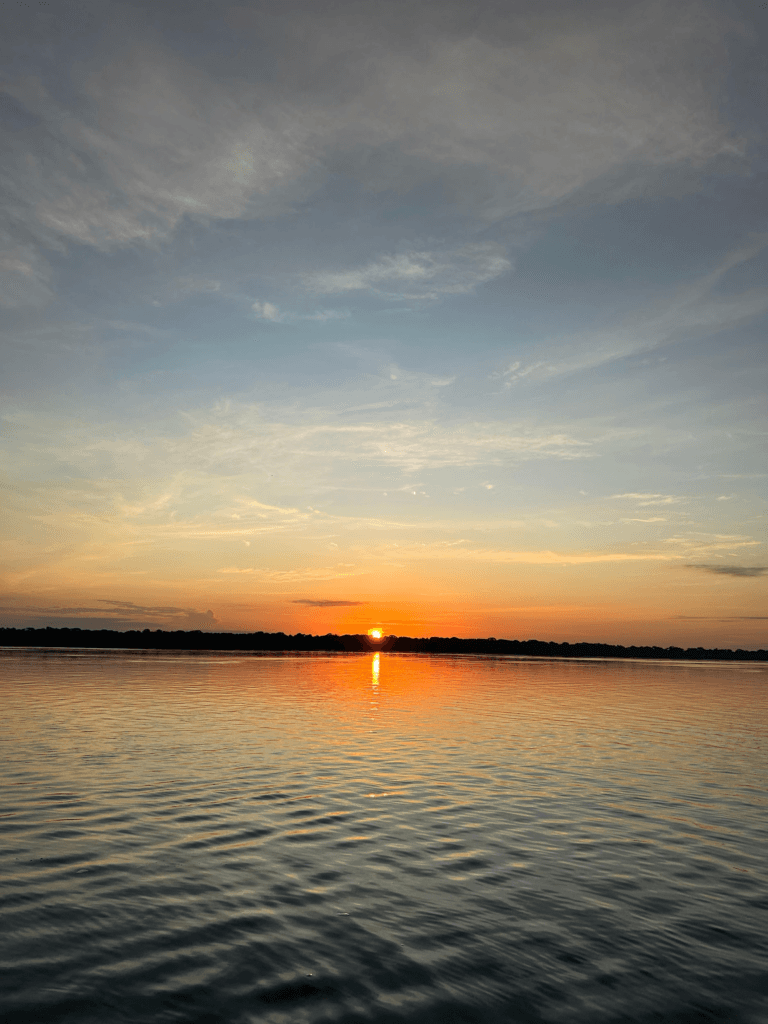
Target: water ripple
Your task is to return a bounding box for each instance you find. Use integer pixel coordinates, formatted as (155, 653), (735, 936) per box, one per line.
(0, 650), (766, 1023)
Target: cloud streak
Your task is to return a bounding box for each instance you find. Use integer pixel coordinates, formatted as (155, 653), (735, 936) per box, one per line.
(306, 244), (511, 299)
(0, 599), (218, 629)
(372, 543), (684, 566)
(2, 405), (597, 500)
(178, 408), (595, 475)
(252, 301), (350, 322)
(611, 493), (685, 506)
(686, 564), (767, 577)
(217, 566), (362, 583)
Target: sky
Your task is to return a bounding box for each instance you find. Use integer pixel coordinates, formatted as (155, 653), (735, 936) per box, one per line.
(1, 0), (766, 646)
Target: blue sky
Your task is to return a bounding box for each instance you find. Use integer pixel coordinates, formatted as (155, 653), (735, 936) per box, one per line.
(1, 0), (766, 644)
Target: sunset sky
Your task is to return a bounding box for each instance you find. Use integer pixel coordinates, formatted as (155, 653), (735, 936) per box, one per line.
(1, 0), (766, 646)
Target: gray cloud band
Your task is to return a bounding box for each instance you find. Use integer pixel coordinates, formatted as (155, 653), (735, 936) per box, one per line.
(685, 565), (767, 577)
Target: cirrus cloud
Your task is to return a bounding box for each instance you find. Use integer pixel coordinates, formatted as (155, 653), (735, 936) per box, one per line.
(305, 243), (511, 299)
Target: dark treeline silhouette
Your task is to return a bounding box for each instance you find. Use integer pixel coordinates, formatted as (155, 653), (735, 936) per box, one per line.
(0, 627), (765, 660)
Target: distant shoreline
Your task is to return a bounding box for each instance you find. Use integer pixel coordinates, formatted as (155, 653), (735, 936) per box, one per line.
(1, 628), (765, 661)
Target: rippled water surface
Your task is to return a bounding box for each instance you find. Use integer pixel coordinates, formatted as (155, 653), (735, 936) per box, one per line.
(1, 649), (766, 1024)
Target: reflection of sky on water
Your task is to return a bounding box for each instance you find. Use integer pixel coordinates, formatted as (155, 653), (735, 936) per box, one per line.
(1, 649), (766, 1024)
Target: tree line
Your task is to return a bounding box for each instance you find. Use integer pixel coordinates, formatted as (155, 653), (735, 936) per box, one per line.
(0, 627), (765, 660)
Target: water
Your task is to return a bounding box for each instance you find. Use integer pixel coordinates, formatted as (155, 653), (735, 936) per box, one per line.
(1, 649), (766, 1024)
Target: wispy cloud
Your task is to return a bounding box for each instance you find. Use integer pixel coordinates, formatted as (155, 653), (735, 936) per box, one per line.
(611, 493), (685, 506)
(179, 413), (594, 475)
(306, 243), (511, 300)
(0, 402), (599, 586)
(371, 543), (683, 565)
(506, 241), (768, 381)
(664, 534), (762, 559)
(323, 0), (739, 215)
(0, 1), (744, 319)
(252, 301), (350, 323)
(292, 599), (366, 607)
(302, 309), (351, 322)
(1, 48), (315, 255)
(490, 362), (548, 388)
(0, 599), (218, 629)
(218, 566), (361, 582)
(621, 517), (667, 523)
(686, 564), (767, 577)
(0, 243), (53, 308)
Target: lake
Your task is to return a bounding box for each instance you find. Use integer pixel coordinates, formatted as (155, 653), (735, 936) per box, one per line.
(1, 649), (766, 1024)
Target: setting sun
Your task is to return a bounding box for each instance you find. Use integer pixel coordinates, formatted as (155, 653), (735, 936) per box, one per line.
(368, 629), (383, 639)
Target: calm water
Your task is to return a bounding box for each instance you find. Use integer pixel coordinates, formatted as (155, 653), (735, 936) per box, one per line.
(1, 650), (766, 1024)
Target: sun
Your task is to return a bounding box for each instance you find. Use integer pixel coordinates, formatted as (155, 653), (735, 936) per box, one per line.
(368, 628), (383, 640)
